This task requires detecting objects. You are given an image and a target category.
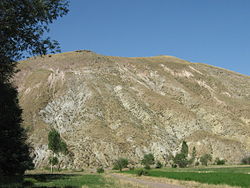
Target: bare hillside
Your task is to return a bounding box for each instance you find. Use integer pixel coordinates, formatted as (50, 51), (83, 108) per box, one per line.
(15, 50), (250, 168)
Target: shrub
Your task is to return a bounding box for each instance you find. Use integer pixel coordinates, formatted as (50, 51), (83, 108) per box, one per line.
(200, 154), (212, 166)
(241, 156), (250, 164)
(215, 158), (226, 165)
(155, 161), (163, 168)
(195, 161), (200, 166)
(171, 163), (177, 168)
(97, 167), (104, 173)
(129, 166), (134, 171)
(137, 169), (149, 176)
(113, 158), (129, 171)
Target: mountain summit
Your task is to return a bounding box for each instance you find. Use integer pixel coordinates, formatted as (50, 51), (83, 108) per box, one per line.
(15, 50), (250, 168)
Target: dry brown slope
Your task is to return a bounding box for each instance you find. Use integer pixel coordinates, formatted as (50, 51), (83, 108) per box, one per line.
(15, 50), (250, 168)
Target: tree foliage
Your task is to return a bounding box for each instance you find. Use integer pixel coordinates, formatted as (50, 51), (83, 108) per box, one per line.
(0, 0), (69, 65)
(200, 154), (212, 166)
(155, 161), (163, 168)
(173, 153), (188, 168)
(113, 158), (129, 171)
(188, 146), (197, 165)
(96, 167), (104, 173)
(215, 157), (226, 165)
(241, 156), (250, 165)
(141, 153), (155, 167)
(0, 0), (68, 176)
(49, 156), (59, 166)
(0, 0), (69, 176)
(0, 83), (34, 176)
(173, 141), (189, 168)
(180, 141), (188, 157)
(48, 129), (68, 155)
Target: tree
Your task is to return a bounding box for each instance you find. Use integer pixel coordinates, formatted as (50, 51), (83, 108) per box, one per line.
(0, 0), (69, 177)
(173, 153), (188, 168)
(188, 146), (197, 165)
(48, 129), (68, 155)
(141, 153), (155, 169)
(49, 156), (59, 173)
(113, 158), (129, 172)
(0, 83), (34, 176)
(200, 154), (212, 166)
(155, 161), (163, 168)
(181, 141), (188, 157)
(241, 156), (250, 165)
(48, 129), (68, 172)
(173, 141), (189, 168)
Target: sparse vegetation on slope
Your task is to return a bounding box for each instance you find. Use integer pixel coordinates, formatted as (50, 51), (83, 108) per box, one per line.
(15, 51), (250, 168)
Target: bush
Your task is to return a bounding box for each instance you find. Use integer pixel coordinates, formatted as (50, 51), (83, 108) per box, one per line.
(97, 167), (104, 173)
(129, 166), (134, 171)
(241, 156), (250, 164)
(200, 154), (212, 166)
(215, 158), (226, 165)
(137, 169), (149, 176)
(155, 161), (163, 168)
(113, 158), (129, 171)
(195, 161), (200, 166)
(171, 163), (177, 168)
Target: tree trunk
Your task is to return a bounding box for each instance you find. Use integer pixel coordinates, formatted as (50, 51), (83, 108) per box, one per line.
(51, 163), (53, 173)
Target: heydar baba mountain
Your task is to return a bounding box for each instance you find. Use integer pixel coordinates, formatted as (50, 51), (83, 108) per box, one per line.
(15, 50), (250, 169)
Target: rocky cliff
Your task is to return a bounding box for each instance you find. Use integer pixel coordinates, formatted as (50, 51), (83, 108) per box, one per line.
(15, 50), (250, 168)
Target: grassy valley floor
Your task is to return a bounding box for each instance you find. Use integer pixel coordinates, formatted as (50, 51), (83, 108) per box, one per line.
(122, 166), (250, 188)
(1, 166), (250, 188)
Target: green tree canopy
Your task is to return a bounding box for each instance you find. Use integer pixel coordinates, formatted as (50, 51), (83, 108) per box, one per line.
(180, 141), (188, 157)
(173, 141), (189, 168)
(173, 153), (188, 168)
(1, 0), (69, 64)
(141, 153), (155, 166)
(188, 146), (197, 165)
(200, 154), (212, 166)
(113, 158), (129, 171)
(48, 129), (68, 154)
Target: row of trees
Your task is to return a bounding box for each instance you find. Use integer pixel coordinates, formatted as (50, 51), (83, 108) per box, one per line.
(172, 141), (224, 168)
(111, 141), (226, 172)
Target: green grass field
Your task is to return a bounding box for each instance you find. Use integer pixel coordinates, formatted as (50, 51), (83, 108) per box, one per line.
(123, 166), (250, 187)
(0, 173), (111, 188)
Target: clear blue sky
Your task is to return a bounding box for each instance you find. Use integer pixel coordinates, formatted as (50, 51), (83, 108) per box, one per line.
(48, 0), (250, 76)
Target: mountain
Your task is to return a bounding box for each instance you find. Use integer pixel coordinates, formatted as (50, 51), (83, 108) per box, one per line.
(14, 50), (250, 169)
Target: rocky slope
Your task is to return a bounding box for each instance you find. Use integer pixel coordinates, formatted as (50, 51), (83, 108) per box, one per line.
(15, 50), (250, 168)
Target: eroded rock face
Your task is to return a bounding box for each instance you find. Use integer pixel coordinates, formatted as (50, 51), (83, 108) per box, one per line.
(15, 51), (250, 168)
